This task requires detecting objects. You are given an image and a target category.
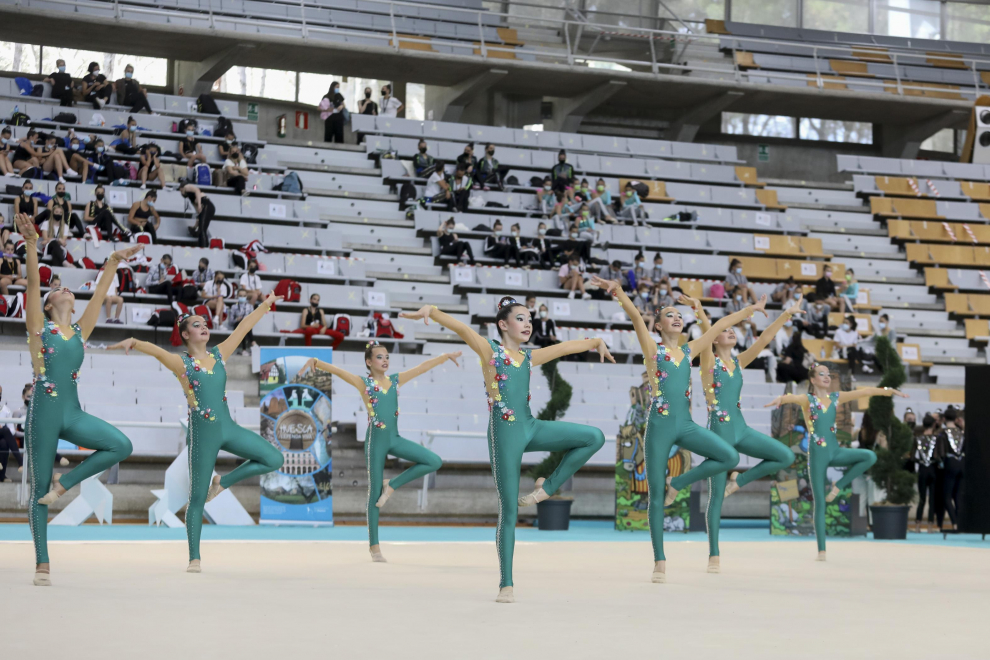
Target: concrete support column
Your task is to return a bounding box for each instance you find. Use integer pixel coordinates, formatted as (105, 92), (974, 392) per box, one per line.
(546, 80), (627, 133)
(173, 44), (256, 98)
(665, 90), (744, 143)
(880, 109), (969, 159)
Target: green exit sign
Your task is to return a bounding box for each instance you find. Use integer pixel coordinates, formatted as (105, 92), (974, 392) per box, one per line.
(247, 102), (259, 121)
(757, 144), (769, 162)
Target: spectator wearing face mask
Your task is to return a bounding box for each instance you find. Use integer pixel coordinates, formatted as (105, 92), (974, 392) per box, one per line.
(421, 160), (451, 208)
(239, 258), (264, 305)
(116, 64), (154, 114)
(618, 182), (645, 225)
(650, 253), (668, 284)
(0, 127), (17, 177)
(599, 260), (631, 292)
(0, 239), (27, 295)
(127, 190), (160, 241)
(724, 287), (748, 314)
(320, 81), (346, 144)
(38, 181), (85, 241)
(840, 268), (859, 313)
(559, 255), (590, 300)
(98, 261), (125, 324)
(297, 293), (344, 347)
(81, 61), (112, 109)
(413, 140), (436, 177)
(358, 86), (378, 115)
(483, 220), (521, 267)
(475, 143), (502, 191)
(772, 306), (800, 356)
(633, 282), (656, 316)
(447, 164), (471, 213)
(833, 314), (870, 376)
(200, 270), (232, 322)
(551, 150), (576, 204)
(508, 223), (532, 264)
(772, 276), (799, 304)
(218, 131), (237, 160)
(84, 185), (129, 238)
(0, 384), (25, 482)
(655, 279), (675, 309)
(558, 224), (592, 264)
(876, 313), (896, 343)
(86, 138), (114, 182)
(527, 222), (555, 268)
(379, 84), (403, 118)
(815, 265), (841, 311)
(179, 120), (208, 168)
(575, 204), (599, 243)
(139, 143), (165, 190)
(733, 318), (778, 380)
(43, 59), (75, 107)
(11, 129), (42, 175)
(626, 253), (650, 291)
(802, 294), (828, 339)
(775, 328), (809, 384)
(62, 133), (94, 182)
(437, 217), (475, 264)
(725, 259), (756, 305)
(588, 178), (617, 223)
(145, 253), (181, 304)
(225, 144), (250, 196)
(457, 143), (478, 180)
(115, 117), (140, 155)
(536, 176), (557, 216)
(533, 304), (559, 347)
(192, 258), (214, 286)
(226, 288), (257, 354)
(40, 133), (75, 183)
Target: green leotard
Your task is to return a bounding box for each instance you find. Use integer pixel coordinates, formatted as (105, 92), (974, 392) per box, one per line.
(644, 342), (738, 562)
(704, 355), (795, 556)
(362, 373), (441, 547)
(27, 320), (132, 564)
(181, 346), (283, 561)
(805, 392), (876, 552)
(486, 339), (605, 589)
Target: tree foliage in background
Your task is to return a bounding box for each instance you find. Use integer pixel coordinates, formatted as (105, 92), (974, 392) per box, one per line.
(527, 359), (573, 483)
(867, 336), (916, 505)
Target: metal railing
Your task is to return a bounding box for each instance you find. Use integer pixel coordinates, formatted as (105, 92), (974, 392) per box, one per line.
(3, 0), (989, 101)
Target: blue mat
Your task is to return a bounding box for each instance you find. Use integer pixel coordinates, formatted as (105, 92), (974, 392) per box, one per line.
(0, 520), (986, 548)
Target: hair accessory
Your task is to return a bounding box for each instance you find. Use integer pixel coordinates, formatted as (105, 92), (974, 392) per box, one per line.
(366, 340), (381, 349)
(497, 297), (518, 311)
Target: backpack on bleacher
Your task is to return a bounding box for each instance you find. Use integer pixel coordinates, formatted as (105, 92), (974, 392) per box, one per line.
(332, 314), (351, 337)
(197, 94), (221, 115)
(241, 143), (259, 165)
(53, 112), (77, 125)
(278, 171), (302, 195)
(116, 266), (136, 294)
(10, 111), (30, 126)
(214, 116), (233, 138)
(194, 163), (212, 187)
(399, 182), (417, 206)
(273, 278), (301, 303)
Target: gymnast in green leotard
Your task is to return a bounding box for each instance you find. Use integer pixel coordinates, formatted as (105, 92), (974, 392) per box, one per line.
(697, 296), (805, 573)
(15, 214), (141, 587)
(300, 344), (461, 563)
(109, 292), (284, 573)
(766, 364), (906, 560)
(591, 275), (765, 583)
(400, 298), (614, 603)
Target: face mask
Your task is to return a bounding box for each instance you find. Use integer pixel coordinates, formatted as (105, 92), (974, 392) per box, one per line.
(310, 301), (319, 308)
(558, 157), (565, 163)
(199, 266), (205, 272)
(825, 272), (832, 279)
(488, 150), (495, 156)
(658, 288), (667, 297)
(23, 189), (32, 195)
(96, 146), (105, 153)
(494, 229), (501, 236)
(444, 225), (453, 233)
(96, 193), (104, 201)
(640, 291), (649, 299)
(878, 322), (886, 330)
(381, 89), (387, 96)
(93, 70), (101, 77)
(226, 138), (233, 144)
(419, 146), (427, 153)
(846, 274), (852, 281)
(512, 231), (519, 237)
(626, 190), (633, 196)
(71, 143), (80, 150)
(238, 296), (247, 304)
(147, 201), (155, 208)
(125, 71), (133, 79)
(56, 191), (65, 198)
(1, 137), (9, 144)
(784, 320), (793, 328)
(581, 211), (589, 218)
(636, 261), (643, 268)
(186, 130), (194, 137)
(543, 185), (551, 191)
(331, 87), (338, 94)
(841, 323), (850, 331)
(128, 125), (136, 131)
(570, 232), (578, 239)
(58, 65), (65, 73)
(735, 268), (743, 275)
(365, 91), (371, 98)
(249, 266), (257, 273)
(735, 294), (742, 302)
(539, 310), (547, 319)
(538, 228), (546, 236)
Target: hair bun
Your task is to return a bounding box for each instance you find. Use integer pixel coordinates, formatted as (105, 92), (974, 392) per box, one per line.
(497, 296), (517, 311)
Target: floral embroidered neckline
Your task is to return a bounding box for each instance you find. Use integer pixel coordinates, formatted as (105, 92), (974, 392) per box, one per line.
(363, 375), (395, 429)
(806, 392), (837, 447)
(487, 341), (531, 423)
(708, 355), (739, 424)
(181, 347), (225, 423)
(647, 343), (691, 417)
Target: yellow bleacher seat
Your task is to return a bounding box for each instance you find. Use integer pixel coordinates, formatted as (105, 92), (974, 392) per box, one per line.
(734, 51), (757, 68)
(675, 279), (709, 302)
(734, 166), (765, 187)
(906, 243), (990, 267)
(945, 293), (990, 316)
(807, 74), (848, 90)
(896, 343), (934, 367)
(964, 318), (990, 340)
(705, 18), (729, 34)
(802, 338), (847, 363)
(926, 53), (967, 69)
(851, 47), (890, 62)
(829, 60), (873, 77)
(924, 268), (956, 290)
(874, 176), (921, 197)
(755, 189), (787, 210)
(390, 34), (434, 51)
(929, 388), (965, 403)
(870, 197), (943, 219)
(960, 181), (990, 202)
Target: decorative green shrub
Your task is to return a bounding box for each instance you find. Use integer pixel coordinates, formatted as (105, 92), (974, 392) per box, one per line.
(867, 336), (916, 506)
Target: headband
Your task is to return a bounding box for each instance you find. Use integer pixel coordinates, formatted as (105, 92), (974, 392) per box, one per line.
(497, 297), (518, 311)
(366, 340), (381, 350)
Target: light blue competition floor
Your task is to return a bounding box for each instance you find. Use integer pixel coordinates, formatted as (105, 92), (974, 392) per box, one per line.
(0, 520), (986, 548)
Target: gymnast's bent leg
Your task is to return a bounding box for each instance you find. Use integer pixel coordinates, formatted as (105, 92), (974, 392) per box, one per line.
(669, 423), (739, 492)
(58, 410), (133, 491)
(830, 447), (876, 490)
(734, 428), (795, 488)
(525, 419), (605, 496)
(219, 424), (284, 488)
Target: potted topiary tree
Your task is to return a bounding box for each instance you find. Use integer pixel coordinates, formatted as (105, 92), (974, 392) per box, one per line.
(527, 359), (575, 530)
(867, 336), (916, 539)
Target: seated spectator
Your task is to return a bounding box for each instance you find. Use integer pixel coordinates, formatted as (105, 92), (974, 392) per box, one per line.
(724, 287), (748, 314)
(551, 150), (576, 204)
(116, 64), (154, 114)
(86, 138), (114, 182)
(115, 117), (141, 155)
(64, 133), (94, 182)
(733, 318), (777, 380)
(508, 223), (535, 265)
(840, 268), (859, 312)
(772, 275), (799, 304)
(815, 265), (841, 311)
(627, 252), (650, 291)
(618, 182), (645, 225)
(127, 190), (161, 242)
(552, 193), (583, 231)
(633, 282), (655, 316)
(81, 61), (112, 109)
(200, 270), (232, 322)
(218, 131), (237, 161)
(358, 86), (378, 115)
(0, 126), (15, 177)
(523, 222), (555, 268)
(296, 293), (344, 347)
(834, 314), (871, 375)
(100, 263), (125, 324)
(525, 295), (538, 322)
(575, 178), (591, 201)
(422, 160), (451, 207)
(0, 239), (27, 294)
(457, 143), (478, 180)
(437, 217), (475, 264)
(559, 254), (590, 300)
(84, 184), (128, 238)
(379, 84), (403, 118)
(413, 140), (436, 177)
(145, 253), (181, 304)
(43, 59), (74, 107)
(533, 304), (558, 347)
(876, 313), (896, 343)
(447, 164), (471, 212)
(483, 220), (521, 266)
(239, 258), (264, 305)
(475, 143), (502, 191)
(772, 307), (799, 357)
(224, 143), (250, 196)
(725, 258), (756, 304)
(179, 182), (215, 248)
(320, 82), (346, 144)
(38, 181), (85, 239)
(179, 120), (208, 168)
(139, 143), (165, 190)
(575, 204), (598, 242)
(537, 176), (557, 216)
(11, 129), (42, 175)
(226, 288), (256, 354)
(588, 178), (616, 223)
(650, 252), (668, 284)
(599, 260), (630, 292)
(655, 279), (675, 309)
(776, 329), (809, 383)
(0, 383), (24, 482)
(40, 132), (75, 183)
(558, 225), (591, 264)
(192, 257), (214, 287)
(802, 294), (828, 338)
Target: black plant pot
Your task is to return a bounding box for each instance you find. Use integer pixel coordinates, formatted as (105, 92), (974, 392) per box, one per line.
(870, 504), (910, 540)
(536, 498), (573, 531)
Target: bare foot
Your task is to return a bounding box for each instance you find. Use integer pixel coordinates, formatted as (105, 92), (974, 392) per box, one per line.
(370, 545), (387, 562)
(825, 484), (840, 503)
(663, 476), (678, 506)
(375, 479), (393, 508)
(59, 457), (69, 467)
(724, 472), (740, 498)
(187, 559), (201, 573)
(652, 560), (666, 583)
(518, 478), (548, 507)
(496, 586), (514, 603)
(34, 562), (51, 586)
(205, 475), (224, 503)
(38, 473), (65, 505)
(816, 551), (827, 562)
(708, 556), (720, 573)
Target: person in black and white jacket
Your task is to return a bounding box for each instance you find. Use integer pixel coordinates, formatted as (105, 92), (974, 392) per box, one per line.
(238, 258), (264, 306)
